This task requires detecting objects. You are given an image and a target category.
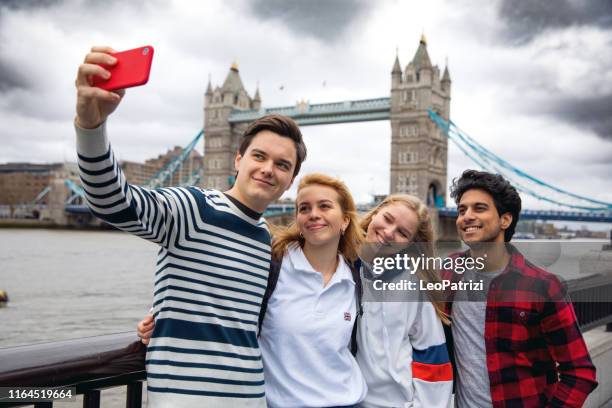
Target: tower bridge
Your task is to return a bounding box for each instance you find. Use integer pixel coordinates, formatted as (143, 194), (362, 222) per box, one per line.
(204, 35), (450, 208)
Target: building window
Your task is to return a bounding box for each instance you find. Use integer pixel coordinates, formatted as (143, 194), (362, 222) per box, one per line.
(397, 174), (418, 195)
(402, 90), (414, 103)
(209, 176), (222, 189)
(208, 137), (222, 148)
(398, 151), (418, 164)
(399, 124), (417, 138)
(208, 158), (222, 170)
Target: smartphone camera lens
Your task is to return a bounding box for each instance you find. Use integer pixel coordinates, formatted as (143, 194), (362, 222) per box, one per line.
(143, 47), (149, 56)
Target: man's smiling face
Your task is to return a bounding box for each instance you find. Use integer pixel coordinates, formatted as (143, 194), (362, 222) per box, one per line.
(456, 188), (511, 245)
(231, 130), (296, 212)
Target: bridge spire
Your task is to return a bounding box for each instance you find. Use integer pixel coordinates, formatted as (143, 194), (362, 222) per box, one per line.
(392, 50), (402, 88)
(222, 61), (246, 96)
(253, 82), (261, 110)
(412, 34), (432, 71)
(205, 74), (213, 96)
(392, 51), (401, 74)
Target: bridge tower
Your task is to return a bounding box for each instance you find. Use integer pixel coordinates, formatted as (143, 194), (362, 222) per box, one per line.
(389, 35), (451, 207)
(203, 63), (260, 190)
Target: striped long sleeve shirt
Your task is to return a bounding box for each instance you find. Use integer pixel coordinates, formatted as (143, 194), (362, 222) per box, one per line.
(76, 122), (270, 408)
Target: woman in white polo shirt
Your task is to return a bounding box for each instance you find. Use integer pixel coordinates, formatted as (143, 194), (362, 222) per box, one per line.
(259, 172), (366, 407)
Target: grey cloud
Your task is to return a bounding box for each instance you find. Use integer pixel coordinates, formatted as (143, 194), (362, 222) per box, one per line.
(0, 60), (30, 91)
(0, 1), (59, 92)
(492, 0), (612, 142)
(0, 0), (61, 12)
(247, 0), (375, 42)
(547, 94), (612, 141)
(497, 0), (612, 45)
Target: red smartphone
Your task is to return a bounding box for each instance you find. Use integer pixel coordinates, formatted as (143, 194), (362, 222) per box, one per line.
(92, 45), (154, 91)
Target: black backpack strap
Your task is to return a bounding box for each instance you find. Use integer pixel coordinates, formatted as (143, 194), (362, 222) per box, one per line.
(349, 258), (363, 356)
(258, 257), (282, 337)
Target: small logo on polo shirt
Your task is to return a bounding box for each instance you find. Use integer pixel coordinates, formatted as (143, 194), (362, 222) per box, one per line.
(344, 312), (351, 321)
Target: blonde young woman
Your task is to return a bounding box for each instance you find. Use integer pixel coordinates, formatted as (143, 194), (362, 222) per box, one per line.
(355, 195), (453, 408)
(138, 188), (453, 407)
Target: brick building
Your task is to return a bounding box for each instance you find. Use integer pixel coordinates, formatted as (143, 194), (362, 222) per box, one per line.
(0, 163), (78, 205)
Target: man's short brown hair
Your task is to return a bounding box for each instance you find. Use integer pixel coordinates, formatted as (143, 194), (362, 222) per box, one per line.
(239, 114), (307, 178)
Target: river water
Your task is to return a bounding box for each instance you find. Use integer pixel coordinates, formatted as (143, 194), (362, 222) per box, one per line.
(1, 229), (608, 347)
(0, 228), (159, 348)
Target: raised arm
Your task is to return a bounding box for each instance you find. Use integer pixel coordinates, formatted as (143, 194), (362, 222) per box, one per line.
(74, 46), (177, 247)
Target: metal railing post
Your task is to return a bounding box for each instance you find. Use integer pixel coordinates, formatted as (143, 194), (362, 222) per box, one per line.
(83, 390), (100, 408)
(126, 381), (143, 408)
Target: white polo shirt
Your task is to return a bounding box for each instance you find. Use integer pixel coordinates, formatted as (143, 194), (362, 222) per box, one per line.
(259, 246), (367, 408)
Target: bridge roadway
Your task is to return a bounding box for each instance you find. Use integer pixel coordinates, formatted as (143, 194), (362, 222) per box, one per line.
(228, 97), (392, 126)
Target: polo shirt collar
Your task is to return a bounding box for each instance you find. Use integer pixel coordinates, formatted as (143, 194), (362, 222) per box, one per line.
(287, 246), (354, 284)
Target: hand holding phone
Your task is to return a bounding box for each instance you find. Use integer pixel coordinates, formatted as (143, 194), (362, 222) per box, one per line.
(75, 45), (153, 129)
(92, 45), (154, 91)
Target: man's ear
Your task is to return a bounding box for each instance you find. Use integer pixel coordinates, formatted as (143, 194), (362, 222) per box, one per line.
(500, 213), (513, 231)
(234, 151), (242, 173)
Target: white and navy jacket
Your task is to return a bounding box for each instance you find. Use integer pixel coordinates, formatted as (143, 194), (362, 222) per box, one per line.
(76, 122), (269, 408)
(357, 262), (453, 408)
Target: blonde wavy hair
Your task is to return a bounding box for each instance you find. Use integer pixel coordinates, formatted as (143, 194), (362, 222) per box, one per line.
(271, 173), (363, 263)
(361, 195), (450, 325)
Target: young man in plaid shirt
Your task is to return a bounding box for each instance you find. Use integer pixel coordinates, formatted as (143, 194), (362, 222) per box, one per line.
(444, 170), (597, 407)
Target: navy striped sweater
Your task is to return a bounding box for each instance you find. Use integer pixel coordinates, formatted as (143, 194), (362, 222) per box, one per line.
(76, 123), (270, 408)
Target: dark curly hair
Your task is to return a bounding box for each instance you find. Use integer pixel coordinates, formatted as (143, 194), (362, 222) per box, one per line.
(450, 170), (521, 242)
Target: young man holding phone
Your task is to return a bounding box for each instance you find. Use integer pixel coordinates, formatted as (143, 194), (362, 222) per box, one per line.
(74, 46), (307, 407)
(445, 170), (597, 407)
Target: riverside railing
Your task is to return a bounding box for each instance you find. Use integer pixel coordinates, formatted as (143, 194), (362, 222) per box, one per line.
(1, 276), (611, 407)
(0, 333), (145, 407)
(568, 273), (612, 332)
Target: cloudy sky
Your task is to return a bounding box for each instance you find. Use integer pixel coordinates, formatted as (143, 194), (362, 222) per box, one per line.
(1, 0), (611, 211)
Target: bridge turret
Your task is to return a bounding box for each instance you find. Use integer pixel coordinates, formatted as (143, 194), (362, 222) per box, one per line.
(441, 65), (451, 91)
(389, 36), (450, 208)
(202, 63), (258, 191)
(391, 53), (403, 113)
(412, 34), (433, 85)
(252, 85), (261, 111)
(441, 64), (452, 118)
(204, 76), (213, 105)
(391, 53), (402, 88)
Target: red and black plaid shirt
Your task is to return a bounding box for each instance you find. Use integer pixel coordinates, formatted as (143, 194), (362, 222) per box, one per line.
(443, 246), (597, 407)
